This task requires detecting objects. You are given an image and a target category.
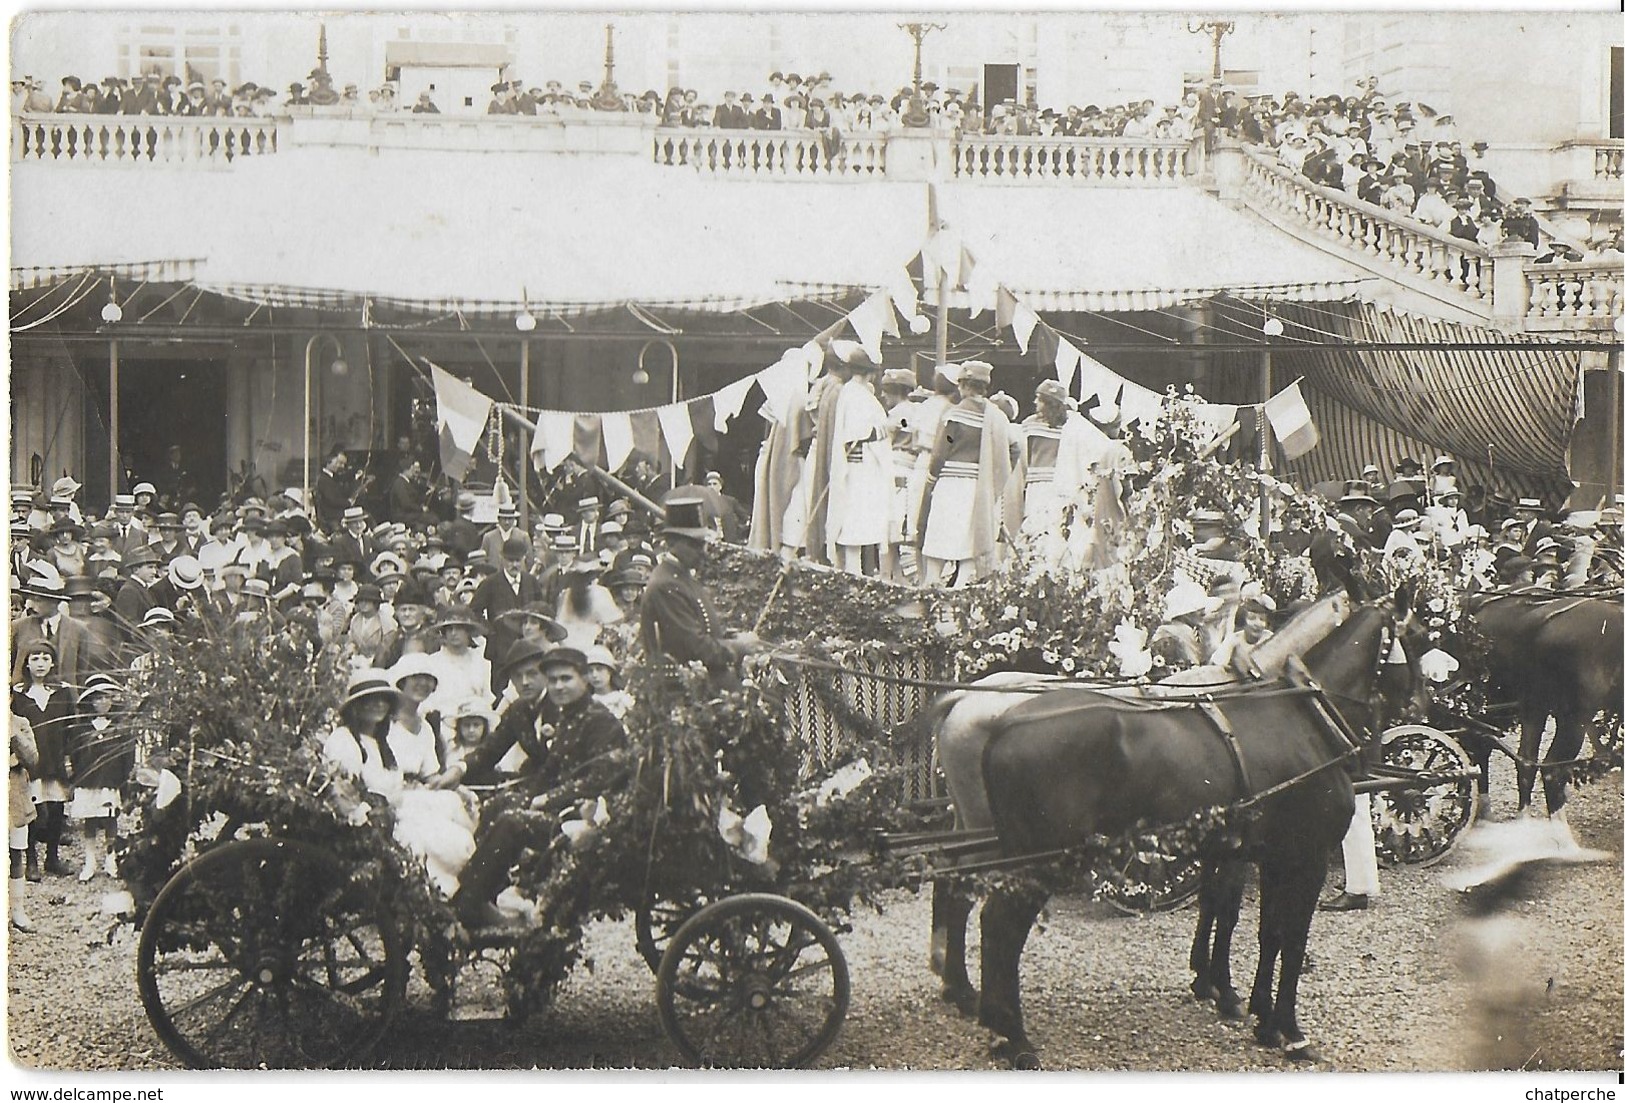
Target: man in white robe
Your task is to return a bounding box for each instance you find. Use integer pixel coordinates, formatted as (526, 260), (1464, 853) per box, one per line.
(825, 358), (894, 575)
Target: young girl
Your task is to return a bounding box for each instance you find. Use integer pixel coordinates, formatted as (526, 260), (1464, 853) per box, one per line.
(583, 645), (632, 720)
(322, 668), (476, 898)
(1213, 596), (1278, 680)
(445, 700), (498, 782)
(68, 673), (133, 881)
(11, 640), (76, 879)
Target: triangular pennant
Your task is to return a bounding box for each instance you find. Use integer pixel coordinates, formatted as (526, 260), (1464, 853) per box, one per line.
(572, 414), (604, 468)
(688, 395), (718, 456)
(889, 265), (920, 322)
(1054, 336), (1082, 392)
(628, 409), (662, 465)
(1031, 324), (1059, 371)
(802, 340), (826, 376)
(712, 376), (755, 432)
(600, 411), (635, 473)
(530, 411), (576, 472)
(1075, 350), (1118, 404)
(655, 404), (694, 469)
(965, 263), (1000, 320)
(1119, 381), (1163, 429)
(847, 293), (888, 362)
(995, 286), (1019, 331)
(757, 354), (808, 423)
(1012, 304), (1039, 355)
(958, 245), (977, 290)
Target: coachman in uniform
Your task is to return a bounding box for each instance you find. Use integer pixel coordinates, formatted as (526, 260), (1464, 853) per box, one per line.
(639, 497), (760, 685)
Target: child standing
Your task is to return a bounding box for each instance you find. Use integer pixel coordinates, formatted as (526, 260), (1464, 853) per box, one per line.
(11, 640), (76, 880)
(68, 673), (134, 881)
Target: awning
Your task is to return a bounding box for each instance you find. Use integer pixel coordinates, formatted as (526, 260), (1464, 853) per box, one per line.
(11, 147), (1377, 314)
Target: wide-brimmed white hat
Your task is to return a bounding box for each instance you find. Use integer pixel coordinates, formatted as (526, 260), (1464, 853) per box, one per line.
(388, 651), (440, 688)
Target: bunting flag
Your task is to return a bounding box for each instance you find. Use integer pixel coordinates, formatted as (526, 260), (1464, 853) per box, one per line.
(847, 291), (893, 362)
(1119, 381), (1163, 429)
(1264, 380), (1320, 459)
(656, 403), (695, 468)
(601, 411), (635, 473)
(758, 354), (809, 422)
(1189, 402), (1240, 442)
(531, 411), (576, 472)
(889, 265), (920, 324)
(1075, 350), (1118, 404)
(1054, 336), (1082, 392)
(429, 362), (494, 482)
(995, 286), (1019, 331)
(1012, 304), (1039, 356)
(712, 376), (756, 432)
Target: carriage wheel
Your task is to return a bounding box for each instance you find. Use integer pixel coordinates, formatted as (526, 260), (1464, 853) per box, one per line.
(136, 838), (407, 1069)
(1372, 725), (1480, 868)
(656, 893), (849, 1068)
(1096, 852), (1202, 916)
(635, 891), (713, 974)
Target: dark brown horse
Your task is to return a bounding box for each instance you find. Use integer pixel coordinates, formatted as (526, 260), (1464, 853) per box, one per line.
(1472, 590), (1621, 824)
(941, 594), (1406, 1068)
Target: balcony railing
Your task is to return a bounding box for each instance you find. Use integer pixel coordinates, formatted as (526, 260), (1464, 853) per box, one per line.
(651, 128), (886, 178)
(13, 113), (277, 165)
(1239, 147), (1494, 307)
(1525, 262), (1623, 328)
(1592, 142), (1623, 180)
(955, 135), (1192, 183)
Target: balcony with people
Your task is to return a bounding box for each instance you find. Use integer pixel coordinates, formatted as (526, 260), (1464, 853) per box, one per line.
(10, 64), (1620, 333)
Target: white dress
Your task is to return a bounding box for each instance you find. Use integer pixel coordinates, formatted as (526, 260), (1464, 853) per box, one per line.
(322, 721), (478, 897)
(828, 379), (895, 550)
(424, 647), (492, 718)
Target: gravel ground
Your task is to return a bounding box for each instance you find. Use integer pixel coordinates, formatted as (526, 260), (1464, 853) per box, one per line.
(7, 765), (1620, 1072)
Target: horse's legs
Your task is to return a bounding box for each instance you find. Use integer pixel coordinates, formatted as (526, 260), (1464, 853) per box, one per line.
(1542, 708), (1586, 830)
(1248, 861), (1282, 1036)
(1514, 701), (1547, 813)
(978, 884), (1047, 1069)
(1190, 859), (1245, 1018)
(1260, 855), (1331, 1063)
(930, 877), (977, 1015)
(1206, 861), (1248, 1019)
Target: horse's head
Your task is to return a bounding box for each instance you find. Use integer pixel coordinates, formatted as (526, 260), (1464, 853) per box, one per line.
(1301, 583), (1420, 741)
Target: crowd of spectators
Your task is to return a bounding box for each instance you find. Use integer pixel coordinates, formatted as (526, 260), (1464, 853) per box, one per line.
(1228, 76), (1622, 261)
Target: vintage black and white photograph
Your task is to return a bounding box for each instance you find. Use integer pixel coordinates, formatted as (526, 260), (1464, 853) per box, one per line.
(5, 5), (1622, 1079)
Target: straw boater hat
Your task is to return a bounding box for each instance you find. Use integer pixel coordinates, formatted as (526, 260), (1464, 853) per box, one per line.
(342, 669), (400, 711)
(140, 606), (178, 628)
(166, 556), (204, 591)
(387, 651), (439, 688)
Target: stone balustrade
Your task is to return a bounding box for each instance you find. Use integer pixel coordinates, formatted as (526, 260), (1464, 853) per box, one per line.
(13, 113), (276, 165)
(651, 128), (886, 178)
(955, 135), (1192, 183)
(1592, 141), (1623, 180)
(1524, 262), (1623, 330)
(1239, 147), (1495, 307)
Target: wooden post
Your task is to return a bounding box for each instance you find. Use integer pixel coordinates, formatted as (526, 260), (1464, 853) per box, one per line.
(108, 339), (120, 497)
(1258, 342), (1272, 543)
(518, 337), (530, 532)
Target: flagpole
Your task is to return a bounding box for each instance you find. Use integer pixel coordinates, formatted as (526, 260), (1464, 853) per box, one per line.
(1258, 337), (1273, 544)
(928, 183), (948, 381)
(518, 337), (531, 533)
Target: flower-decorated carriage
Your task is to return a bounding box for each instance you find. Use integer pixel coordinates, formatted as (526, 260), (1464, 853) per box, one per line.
(120, 624), (921, 1070)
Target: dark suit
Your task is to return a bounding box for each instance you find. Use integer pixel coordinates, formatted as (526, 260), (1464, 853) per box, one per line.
(454, 690), (628, 909)
(11, 614), (68, 683)
(714, 103), (748, 129)
(58, 612), (119, 688)
(113, 579), (158, 634)
(639, 554), (735, 676)
(313, 469), (354, 530)
(468, 570), (543, 689)
(753, 106), (783, 130)
(437, 517), (483, 558)
(479, 527), (533, 567)
(330, 531), (377, 577)
(108, 521), (151, 560)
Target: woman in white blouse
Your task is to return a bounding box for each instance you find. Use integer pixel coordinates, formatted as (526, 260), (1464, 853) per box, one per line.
(322, 668), (476, 897)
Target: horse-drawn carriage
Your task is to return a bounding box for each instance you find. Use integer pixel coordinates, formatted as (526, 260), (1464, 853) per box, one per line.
(126, 570), (1613, 1072)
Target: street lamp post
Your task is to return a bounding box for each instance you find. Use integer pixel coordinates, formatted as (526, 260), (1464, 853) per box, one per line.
(897, 21), (944, 128)
(303, 334), (347, 511)
(1187, 19), (1236, 81)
